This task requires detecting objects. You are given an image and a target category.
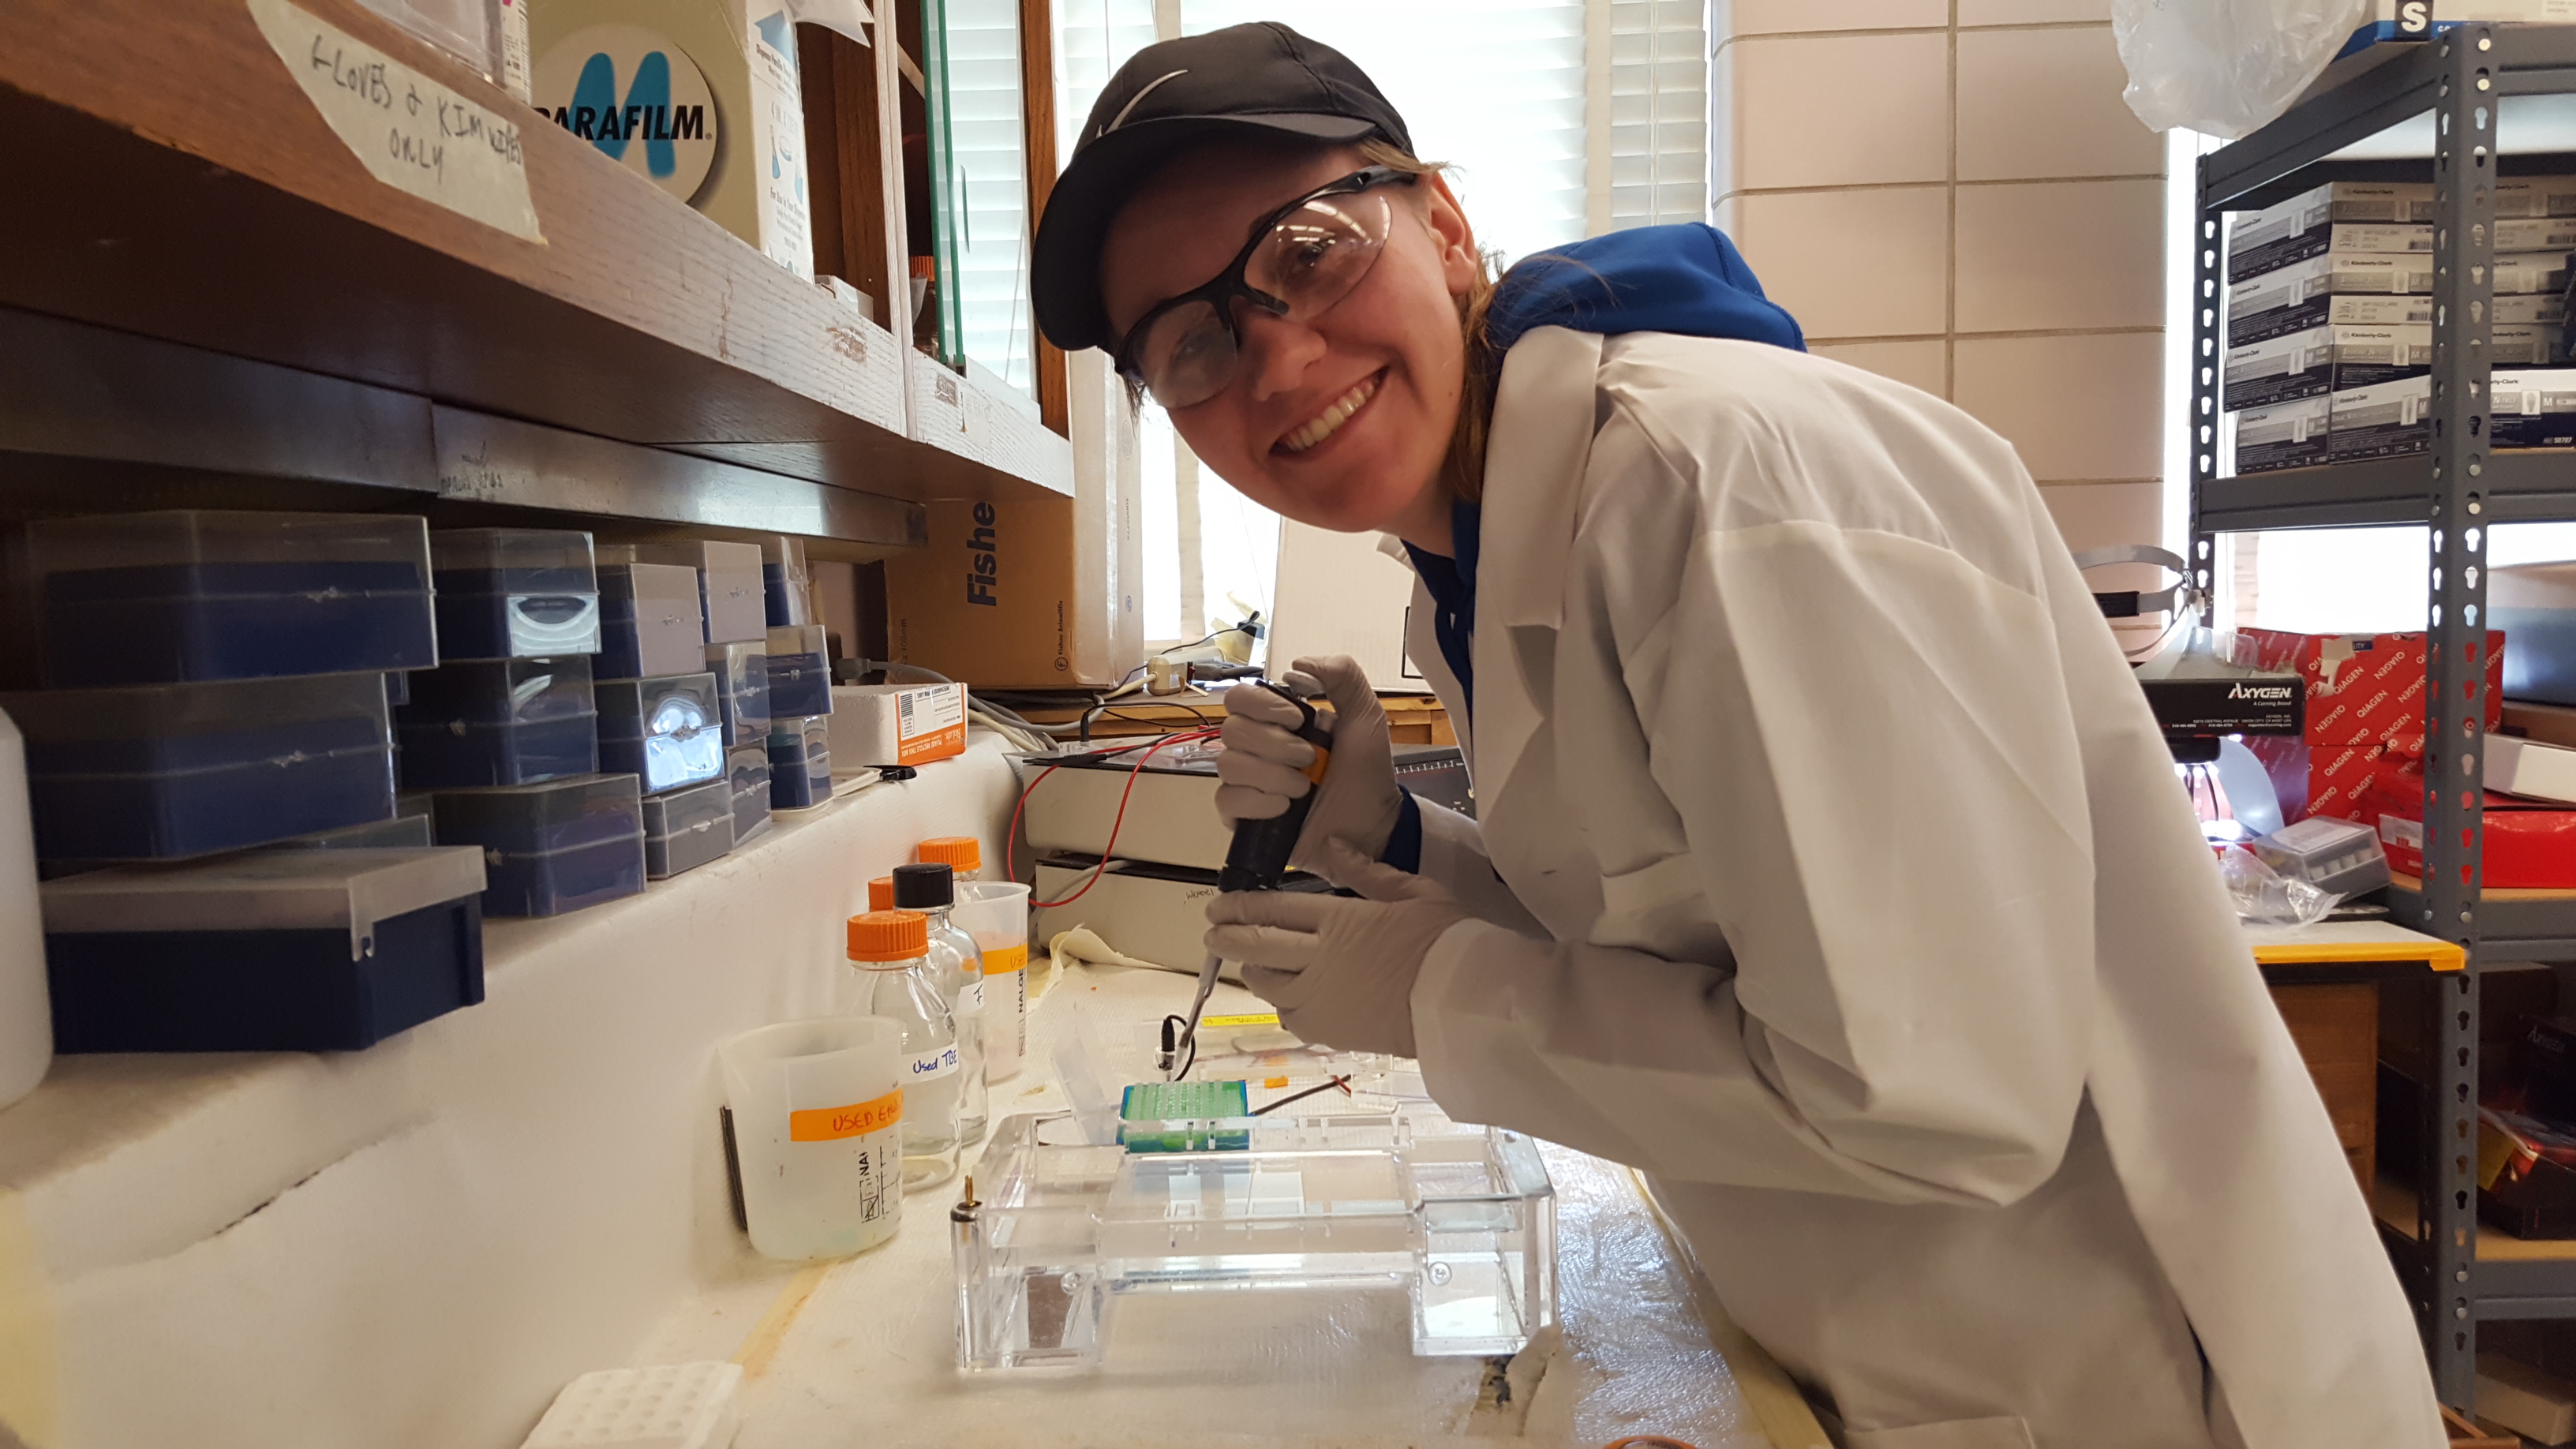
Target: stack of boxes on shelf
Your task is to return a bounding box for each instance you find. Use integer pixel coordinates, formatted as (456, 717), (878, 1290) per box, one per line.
(2, 511), (487, 1052)
(1, 512), (856, 1056)
(2224, 179), (2576, 474)
(754, 537), (837, 812)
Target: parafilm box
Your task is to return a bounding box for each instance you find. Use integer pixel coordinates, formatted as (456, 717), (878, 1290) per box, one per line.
(2495, 369), (2576, 449)
(2228, 182), (2435, 282)
(2231, 394), (2332, 474)
(825, 682), (966, 769)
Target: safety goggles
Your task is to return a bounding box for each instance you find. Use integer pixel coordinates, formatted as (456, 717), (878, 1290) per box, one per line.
(1112, 166), (1417, 410)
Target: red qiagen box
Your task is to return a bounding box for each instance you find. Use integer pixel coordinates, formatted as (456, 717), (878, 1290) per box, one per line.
(2241, 627), (2505, 752)
(2241, 737), (2397, 822)
(2366, 768), (2576, 888)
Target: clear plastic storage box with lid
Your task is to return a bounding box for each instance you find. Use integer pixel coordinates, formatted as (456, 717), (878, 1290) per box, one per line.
(395, 657), (598, 788)
(765, 623), (832, 718)
(16, 510), (436, 687)
(429, 773), (645, 917)
(705, 642), (771, 747)
(767, 715), (831, 810)
(595, 561), (706, 680)
(640, 775), (734, 879)
(39, 845), (488, 1051)
(2, 674), (396, 861)
(760, 535), (813, 627)
(635, 541), (765, 644)
(954, 1102), (1557, 1372)
(430, 529), (601, 661)
(726, 742), (770, 845)
(596, 673), (725, 793)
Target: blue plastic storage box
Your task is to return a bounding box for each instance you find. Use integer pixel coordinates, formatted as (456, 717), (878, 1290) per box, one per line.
(20, 510), (435, 687)
(597, 673), (726, 792)
(596, 562), (706, 680)
(2, 674), (397, 861)
(642, 776), (735, 879)
(39, 846), (488, 1052)
(634, 541), (764, 643)
(431, 530), (601, 660)
(727, 743), (770, 845)
(766, 624), (833, 719)
(760, 535), (814, 627)
(429, 773), (646, 917)
(396, 656), (599, 788)
(767, 716), (832, 811)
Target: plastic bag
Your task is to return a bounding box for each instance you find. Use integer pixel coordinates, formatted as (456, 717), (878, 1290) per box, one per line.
(2216, 844), (2337, 926)
(2113, 0), (2370, 138)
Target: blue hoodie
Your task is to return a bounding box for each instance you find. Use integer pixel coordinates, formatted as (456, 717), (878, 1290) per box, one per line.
(1383, 223), (1802, 869)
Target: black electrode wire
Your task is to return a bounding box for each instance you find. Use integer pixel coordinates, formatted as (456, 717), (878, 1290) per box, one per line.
(1249, 1074), (1355, 1116)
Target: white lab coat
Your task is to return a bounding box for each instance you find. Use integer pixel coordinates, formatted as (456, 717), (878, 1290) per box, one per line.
(1394, 328), (2443, 1448)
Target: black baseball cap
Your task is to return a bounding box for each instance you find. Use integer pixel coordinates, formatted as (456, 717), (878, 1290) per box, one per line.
(1032, 22), (1413, 353)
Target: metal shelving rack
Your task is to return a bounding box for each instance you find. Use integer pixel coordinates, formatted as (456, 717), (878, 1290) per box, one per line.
(2191, 23), (2576, 1402)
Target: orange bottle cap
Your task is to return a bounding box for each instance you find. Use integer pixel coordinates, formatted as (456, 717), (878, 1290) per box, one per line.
(868, 876), (894, 912)
(919, 836), (982, 872)
(848, 909), (928, 962)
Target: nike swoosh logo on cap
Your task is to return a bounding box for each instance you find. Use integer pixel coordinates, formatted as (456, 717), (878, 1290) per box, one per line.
(1101, 69), (1189, 137)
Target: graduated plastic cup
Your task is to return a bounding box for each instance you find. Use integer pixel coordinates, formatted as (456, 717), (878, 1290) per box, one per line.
(953, 882), (1032, 1083)
(717, 1017), (905, 1260)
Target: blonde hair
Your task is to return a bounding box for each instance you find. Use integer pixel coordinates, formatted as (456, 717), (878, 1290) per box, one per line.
(1358, 140), (1501, 504)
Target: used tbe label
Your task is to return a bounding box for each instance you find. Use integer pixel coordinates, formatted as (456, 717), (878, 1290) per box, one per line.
(249, 0), (545, 242)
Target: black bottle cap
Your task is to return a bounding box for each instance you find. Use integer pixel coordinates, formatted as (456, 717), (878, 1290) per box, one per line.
(892, 862), (955, 909)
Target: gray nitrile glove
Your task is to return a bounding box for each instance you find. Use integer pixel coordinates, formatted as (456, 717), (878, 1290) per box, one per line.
(1204, 840), (1467, 1058)
(1213, 654), (1403, 878)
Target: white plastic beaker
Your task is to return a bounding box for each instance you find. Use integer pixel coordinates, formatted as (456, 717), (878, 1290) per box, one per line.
(717, 1017), (904, 1260)
(953, 882), (1032, 1083)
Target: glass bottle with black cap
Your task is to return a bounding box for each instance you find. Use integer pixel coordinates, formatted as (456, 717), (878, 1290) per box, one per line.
(893, 863), (987, 1145)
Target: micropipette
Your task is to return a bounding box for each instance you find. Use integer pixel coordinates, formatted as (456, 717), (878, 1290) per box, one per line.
(1162, 678), (1333, 1080)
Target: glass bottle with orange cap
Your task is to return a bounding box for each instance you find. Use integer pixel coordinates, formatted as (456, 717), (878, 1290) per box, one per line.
(846, 910), (960, 1190)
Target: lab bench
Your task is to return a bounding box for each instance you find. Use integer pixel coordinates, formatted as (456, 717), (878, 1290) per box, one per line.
(1014, 691), (1459, 746)
(2247, 918), (2466, 1195)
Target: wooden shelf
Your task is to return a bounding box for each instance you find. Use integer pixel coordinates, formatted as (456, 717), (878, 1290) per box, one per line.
(0, 0), (1068, 510)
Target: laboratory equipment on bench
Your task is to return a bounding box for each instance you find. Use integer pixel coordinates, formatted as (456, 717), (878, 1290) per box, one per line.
(847, 910), (963, 1189)
(717, 1017), (904, 1260)
(952, 1100), (1558, 1373)
(1163, 678), (1333, 1081)
(894, 863), (987, 1145)
(519, 1361), (740, 1449)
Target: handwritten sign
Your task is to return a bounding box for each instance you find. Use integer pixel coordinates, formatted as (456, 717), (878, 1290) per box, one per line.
(249, 0), (543, 242)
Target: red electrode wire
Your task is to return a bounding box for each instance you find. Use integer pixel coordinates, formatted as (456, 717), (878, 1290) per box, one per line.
(1009, 728), (1222, 908)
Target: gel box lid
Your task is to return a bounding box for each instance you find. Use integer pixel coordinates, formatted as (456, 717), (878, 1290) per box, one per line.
(430, 528), (597, 593)
(39, 846), (487, 961)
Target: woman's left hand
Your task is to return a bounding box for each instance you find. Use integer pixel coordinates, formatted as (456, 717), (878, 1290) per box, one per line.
(1204, 840), (1466, 1058)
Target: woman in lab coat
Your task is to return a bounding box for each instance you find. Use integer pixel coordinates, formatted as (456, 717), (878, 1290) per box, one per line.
(1029, 23), (2443, 1449)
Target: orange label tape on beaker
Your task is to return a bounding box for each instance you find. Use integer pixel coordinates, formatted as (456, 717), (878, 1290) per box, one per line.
(983, 944), (1028, 975)
(789, 1088), (904, 1142)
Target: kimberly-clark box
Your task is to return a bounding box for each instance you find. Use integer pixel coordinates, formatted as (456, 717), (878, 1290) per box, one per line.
(2495, 370), (2576, 450)
(2231, 394), (2333, 475)
(2328, 374), (2431, 462)
(2500, 253), (2576, 295)
(2227, 252), (2436, 346)
(2228, 182), (2434, 282)
(2499, 216), (2576, 253)
(2225, 326), (2432, 411)
(2499, 176), (2576, 218)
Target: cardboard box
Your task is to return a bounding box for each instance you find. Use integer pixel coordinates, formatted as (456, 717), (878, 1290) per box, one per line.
(2368, 770), (2576, 887)
(2227, 324), (2550, 413)
(530, 0), (813, 275)
(2328, 373), (2430, 462)
(2242, 737), (2396, 822)
(2241, 627), (2506, 751)
(825, 682), (966, 769)
(2501, 252), (2576, 296)
(2230, 393), (2332, 474)
(2228, 182), (2434, 283)
(2477, 1350), (2576, 1445)
(2226, 252), (2436, 346)
(2493, 734), (2576, 804)
(2496, 369), (2576, 449)
(2509, 699), (2576, 747)
(885, 352), (1142, 687)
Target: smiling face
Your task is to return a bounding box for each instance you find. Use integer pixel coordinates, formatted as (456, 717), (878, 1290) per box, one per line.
(1099, 140), (1483, 548)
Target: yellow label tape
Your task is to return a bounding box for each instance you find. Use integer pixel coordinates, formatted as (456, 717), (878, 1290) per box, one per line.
(1204, 1013), (1280, 1028)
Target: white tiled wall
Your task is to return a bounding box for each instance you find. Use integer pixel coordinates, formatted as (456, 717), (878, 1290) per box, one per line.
(1712, 0), (2166, 557)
